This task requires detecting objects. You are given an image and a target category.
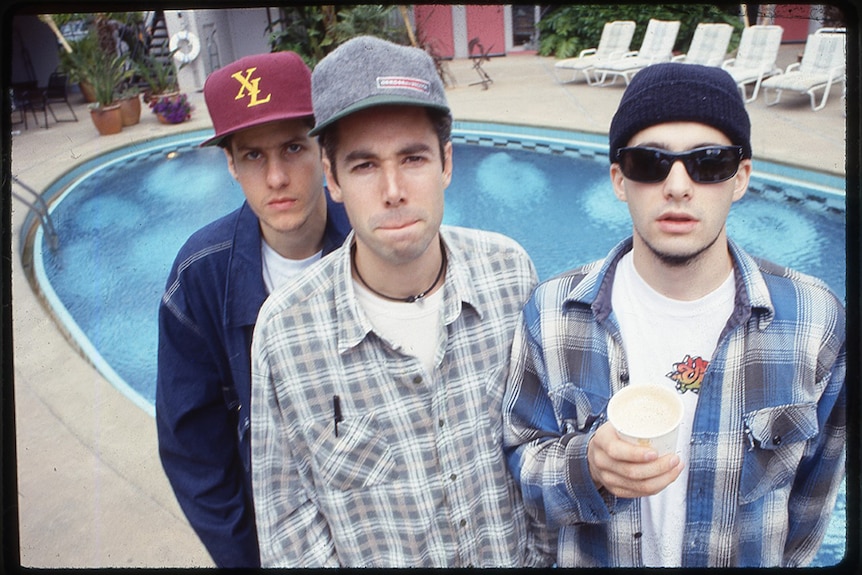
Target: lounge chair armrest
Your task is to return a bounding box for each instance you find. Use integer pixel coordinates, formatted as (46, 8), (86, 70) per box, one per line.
(671, 54), (686, 62)
(578, 48), (597, 58)
(721, 57), (736, 68)
(784, 62), (801, 73)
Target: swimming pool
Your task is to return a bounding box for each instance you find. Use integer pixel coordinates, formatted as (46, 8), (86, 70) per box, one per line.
(29, 124), (846, 565)
(32, 126), (845, 410)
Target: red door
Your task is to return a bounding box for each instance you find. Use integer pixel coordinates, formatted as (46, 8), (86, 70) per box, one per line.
(414, 5), (455, 58)
(773, 4), (812, 42)
(466, 5), (506, 57)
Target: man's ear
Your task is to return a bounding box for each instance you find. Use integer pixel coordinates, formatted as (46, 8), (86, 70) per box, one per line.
(223, 147), (239, 181)
(441, 141), (453, 188)
(731, 159), (752, 202)
(610, 163), (628, 202)
(323, 156), (343, 202)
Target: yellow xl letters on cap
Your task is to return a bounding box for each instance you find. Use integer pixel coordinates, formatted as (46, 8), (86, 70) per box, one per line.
(231, 67), (272, 107)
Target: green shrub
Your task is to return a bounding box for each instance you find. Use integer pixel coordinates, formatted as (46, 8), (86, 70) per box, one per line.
(268, 5), (409, 68)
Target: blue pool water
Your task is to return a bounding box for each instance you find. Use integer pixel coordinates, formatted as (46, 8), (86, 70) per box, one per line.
(32, 126), (846, 565)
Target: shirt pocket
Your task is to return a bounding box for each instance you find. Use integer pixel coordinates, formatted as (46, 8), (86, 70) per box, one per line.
(306, 412), (400, 491)
(551, 384), (609, 434)
(739, 402), (818, 504)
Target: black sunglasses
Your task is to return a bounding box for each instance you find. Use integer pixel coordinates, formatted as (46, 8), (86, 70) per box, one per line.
(616, 145), (744, 184)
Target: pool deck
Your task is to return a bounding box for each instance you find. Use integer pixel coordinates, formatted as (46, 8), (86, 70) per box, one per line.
(8, 47), (848, 568)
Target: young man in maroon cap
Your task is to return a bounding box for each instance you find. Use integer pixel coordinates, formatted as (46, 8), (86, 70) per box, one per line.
(155, 51), (350, 568)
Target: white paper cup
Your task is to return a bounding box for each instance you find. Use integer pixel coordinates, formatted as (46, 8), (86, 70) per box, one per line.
(606, 384), (684, 456)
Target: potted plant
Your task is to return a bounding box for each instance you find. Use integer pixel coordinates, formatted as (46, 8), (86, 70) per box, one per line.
(117, 84), (142, 126)
(79, 50), (129, 135)
(58, 34), (101, 103)
(149, 92), (192, 124)
(133, 51), (180, 103)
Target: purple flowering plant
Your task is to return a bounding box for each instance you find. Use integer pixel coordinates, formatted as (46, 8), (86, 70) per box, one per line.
(149, 93), (192, 123)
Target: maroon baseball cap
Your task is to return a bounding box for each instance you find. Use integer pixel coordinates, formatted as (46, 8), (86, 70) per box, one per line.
(200, 51), (313, 147)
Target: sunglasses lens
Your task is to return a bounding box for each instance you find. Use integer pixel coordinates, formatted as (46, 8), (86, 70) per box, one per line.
(618, 148), (671, 183)
(617, 146), (741, 184)
(687, 148), (740, 183)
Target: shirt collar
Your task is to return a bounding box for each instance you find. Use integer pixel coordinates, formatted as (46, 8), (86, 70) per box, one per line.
(334, 227), (482, 353)
(563, 236), (775, 330)
(225, 202), (269, 328)
(225, 193), (351, 328)
(726, 237), (775, 331)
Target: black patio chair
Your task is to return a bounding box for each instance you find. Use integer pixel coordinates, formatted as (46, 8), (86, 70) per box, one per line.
(11, 81), (48, 130)
(44, 72), (79, 123)
(468, 37), (494, 90)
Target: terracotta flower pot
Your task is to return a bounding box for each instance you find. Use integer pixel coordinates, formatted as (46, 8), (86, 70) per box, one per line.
(89, 104), (123, 136)
(119, 95), (142, 126)
(79, 81), (96, 104)
(149, 91), (180, 104)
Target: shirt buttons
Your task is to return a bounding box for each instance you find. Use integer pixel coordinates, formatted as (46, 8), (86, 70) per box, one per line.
(438, 419), (445, 428)
(412, 375), (423, 384)
(450, 473), (457, 482)
(459, 519), (467, 528)
(773, 435), (782, 446)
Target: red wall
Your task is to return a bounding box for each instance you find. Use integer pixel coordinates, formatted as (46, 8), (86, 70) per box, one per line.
(773, 4), (813, 42)
(466, 5), (506, 57)
(414, 4), (508, 58)
(414, 5), (455, 58)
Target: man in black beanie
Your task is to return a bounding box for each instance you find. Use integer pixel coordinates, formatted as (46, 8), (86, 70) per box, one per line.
(503, 62), (845, 567)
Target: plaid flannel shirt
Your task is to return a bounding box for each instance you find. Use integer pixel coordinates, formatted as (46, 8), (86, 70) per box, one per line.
(251, 226), (557, 567)
(503, 237), (845, 567)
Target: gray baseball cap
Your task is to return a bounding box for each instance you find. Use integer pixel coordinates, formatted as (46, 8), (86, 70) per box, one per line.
(309, 35), (450, 136)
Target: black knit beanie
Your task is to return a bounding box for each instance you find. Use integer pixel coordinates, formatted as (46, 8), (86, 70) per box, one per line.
(608, 62), (752, 163)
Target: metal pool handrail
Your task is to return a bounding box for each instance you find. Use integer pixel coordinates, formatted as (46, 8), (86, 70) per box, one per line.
(12, 175), (59, 250)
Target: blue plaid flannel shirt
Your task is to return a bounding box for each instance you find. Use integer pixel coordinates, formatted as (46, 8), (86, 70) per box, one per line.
(503, 237), (845, 567)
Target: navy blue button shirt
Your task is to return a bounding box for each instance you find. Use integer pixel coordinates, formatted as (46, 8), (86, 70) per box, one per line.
(156, 194), (350, 567)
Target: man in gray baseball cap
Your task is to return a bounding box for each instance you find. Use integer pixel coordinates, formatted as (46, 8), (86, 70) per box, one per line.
(249, 35), (556, 567)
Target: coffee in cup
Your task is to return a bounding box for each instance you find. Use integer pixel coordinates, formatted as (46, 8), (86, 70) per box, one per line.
(606, 383), (684, 456)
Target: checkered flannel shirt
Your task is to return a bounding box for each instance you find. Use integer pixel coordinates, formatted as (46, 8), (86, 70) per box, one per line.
(251, 226), (557, 567)
(503, 238), (846, 567)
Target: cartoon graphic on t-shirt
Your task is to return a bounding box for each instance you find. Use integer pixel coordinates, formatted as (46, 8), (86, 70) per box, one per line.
(667, 354), (709, 394)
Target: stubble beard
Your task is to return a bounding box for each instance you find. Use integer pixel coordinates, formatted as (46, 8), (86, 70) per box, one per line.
(639, 228), (724, 268)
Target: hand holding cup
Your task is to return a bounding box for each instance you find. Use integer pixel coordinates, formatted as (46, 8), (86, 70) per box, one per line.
(606, 383), (684, 456)
(587, 384), (685, 498)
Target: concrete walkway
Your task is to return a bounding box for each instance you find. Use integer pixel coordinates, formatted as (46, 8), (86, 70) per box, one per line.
(8, 48), (846, 568)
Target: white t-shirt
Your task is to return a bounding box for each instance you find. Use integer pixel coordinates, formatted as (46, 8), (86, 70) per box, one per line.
(611, 252), (735, 567)
(261, 240), (323, 294)
(354, 280), (444, 376)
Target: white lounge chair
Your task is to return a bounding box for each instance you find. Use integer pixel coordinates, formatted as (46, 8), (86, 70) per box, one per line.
(721, 24), (784, 103)
(761, 29), (845, 111)
(591, 19), (681, 86)
(553, 20), (636, 84)
(671, 22), (734, 67)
